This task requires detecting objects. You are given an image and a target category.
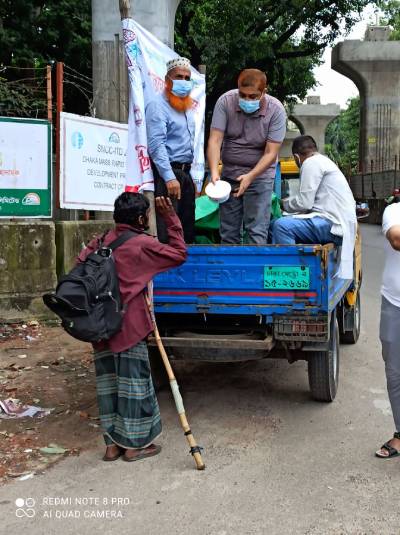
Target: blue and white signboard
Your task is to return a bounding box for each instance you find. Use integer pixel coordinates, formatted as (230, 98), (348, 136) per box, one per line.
(59, 112), (128, 210)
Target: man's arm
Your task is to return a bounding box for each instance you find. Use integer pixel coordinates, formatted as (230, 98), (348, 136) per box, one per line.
(235, 104), (286, 197)
(140, 197), (187, 276)
(387, 226), (400, 251)
(207, 95), (228, 184)
(282, 159), (323, 214)
(235, 141), (281, 197)
(383, 204), (400, 251)
(145, 102), (181, 199)
(207, 128), (224, 184)
(146, 101), (174, 182)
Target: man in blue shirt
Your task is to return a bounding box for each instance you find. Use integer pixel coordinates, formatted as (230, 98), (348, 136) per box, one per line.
(146, 57), (196, 243)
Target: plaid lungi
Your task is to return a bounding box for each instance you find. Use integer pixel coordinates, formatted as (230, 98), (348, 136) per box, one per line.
(94, 341), (162, 449)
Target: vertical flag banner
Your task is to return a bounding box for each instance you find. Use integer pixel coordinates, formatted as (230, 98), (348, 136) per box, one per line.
(122, 19), (206, 192)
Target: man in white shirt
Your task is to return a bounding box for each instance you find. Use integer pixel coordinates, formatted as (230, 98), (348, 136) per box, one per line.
(272, 135), (357, 279)
(375, 201), (400, 458)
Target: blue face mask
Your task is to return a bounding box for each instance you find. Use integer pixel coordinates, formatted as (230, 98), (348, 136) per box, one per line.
(239, 98), (260, 114)
(171, 79), (193, 97)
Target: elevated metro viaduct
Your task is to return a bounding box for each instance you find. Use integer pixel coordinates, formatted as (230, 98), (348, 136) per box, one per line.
(332, 25), (400, 173)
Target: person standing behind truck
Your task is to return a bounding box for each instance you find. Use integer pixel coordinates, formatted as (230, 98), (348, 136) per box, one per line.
(272, 135), (357, 280)
(207, 69), (286, 244)
(375, 201), (400, 458)
(77, 193), (187, 462)
(146, 57), (196, 244)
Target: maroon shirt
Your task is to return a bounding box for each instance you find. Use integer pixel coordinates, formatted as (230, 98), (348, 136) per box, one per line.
(77, 213), (187, 353)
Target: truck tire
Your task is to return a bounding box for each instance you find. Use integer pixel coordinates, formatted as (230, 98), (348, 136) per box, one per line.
(148, 346), (169, 391)
(308, 314), (340, 402)
(340, 292), (361, 345)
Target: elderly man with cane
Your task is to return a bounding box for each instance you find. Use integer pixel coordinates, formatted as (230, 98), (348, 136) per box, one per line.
(77, 193), (187, 462)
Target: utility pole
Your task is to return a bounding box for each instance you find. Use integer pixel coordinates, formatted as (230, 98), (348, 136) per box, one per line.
(55, 62), (63, 213)
(92, 0), (182, 122)
(91, 0), (182, 221)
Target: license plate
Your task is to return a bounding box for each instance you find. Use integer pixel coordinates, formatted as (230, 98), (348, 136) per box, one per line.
(264, 266), (310, 290)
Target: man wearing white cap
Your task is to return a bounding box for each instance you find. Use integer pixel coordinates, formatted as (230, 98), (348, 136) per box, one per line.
(146, 57), (196, 243)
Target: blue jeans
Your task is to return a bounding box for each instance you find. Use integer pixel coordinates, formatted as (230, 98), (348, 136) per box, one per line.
(272, 216), (342, 245)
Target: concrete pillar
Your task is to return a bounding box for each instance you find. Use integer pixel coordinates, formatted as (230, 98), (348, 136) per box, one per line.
(92, 0), (181, 122)
(91, 0), (181, 219)
(290, 96), (340, 154)
(332, 26), (400, 172)
(280, 131), (300, 159)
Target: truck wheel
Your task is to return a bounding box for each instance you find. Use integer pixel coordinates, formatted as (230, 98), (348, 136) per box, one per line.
(148, 346), (169, 391)
(308, 314), (340, 402)
(340, 292), (361, 345)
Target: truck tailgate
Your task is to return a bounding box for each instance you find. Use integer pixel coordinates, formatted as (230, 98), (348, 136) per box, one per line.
(154, 244), (332, 316)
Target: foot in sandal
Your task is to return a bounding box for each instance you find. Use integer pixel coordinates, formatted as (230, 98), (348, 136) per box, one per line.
(122, 444), (161, 462)
(376, 432), (400, 458)
(103, 444), (125, 461)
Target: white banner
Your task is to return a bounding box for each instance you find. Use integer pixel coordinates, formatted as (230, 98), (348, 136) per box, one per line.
(122, 18), (206, 192)
(60, 112), (128, 210)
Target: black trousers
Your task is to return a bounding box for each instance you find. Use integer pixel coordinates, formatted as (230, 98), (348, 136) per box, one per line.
(153, 164), (195, 244)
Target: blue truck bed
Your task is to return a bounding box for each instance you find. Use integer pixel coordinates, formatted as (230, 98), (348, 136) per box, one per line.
(154, 244), (352, 318)
(150, 243), (360, 402)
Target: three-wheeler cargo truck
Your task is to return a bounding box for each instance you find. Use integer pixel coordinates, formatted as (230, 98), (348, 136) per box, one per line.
(150, 232), (362, 402)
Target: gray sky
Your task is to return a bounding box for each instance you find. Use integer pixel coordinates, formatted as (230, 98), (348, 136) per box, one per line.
(312, 4), (379, 109)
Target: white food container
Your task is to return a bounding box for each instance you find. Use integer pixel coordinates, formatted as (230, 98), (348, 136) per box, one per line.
(205, 180), (232, 204)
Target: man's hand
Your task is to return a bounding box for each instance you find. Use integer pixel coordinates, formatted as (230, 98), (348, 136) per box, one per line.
(156, 196), (175, 217)
(279, 197), (289, 210)
(166, 179), (181, 200)
(234, 174), (253, 197)
(211, 174), (220, 185)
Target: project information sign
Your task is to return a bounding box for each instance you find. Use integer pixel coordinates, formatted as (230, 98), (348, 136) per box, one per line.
(0, 117), (52, 218)
(60, 113), (128, 211)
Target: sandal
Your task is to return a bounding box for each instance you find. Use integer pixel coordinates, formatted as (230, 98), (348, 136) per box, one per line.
(102, 445), (125, 462)
(375, 432), (400, 459)
(122, 444), (161, 462)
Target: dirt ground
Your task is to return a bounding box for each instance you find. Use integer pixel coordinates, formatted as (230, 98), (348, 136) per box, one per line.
(0, 322), (100, 484)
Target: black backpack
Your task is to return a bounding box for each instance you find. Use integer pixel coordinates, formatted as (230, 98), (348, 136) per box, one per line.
(43, 231), (137, 343)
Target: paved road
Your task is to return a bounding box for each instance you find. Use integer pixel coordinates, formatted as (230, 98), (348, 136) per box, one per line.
(1, 224), (399, 535)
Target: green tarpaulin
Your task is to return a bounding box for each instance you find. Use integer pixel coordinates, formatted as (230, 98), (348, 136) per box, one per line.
(195, 192), (281, 234)
(195, 195), (220, 230)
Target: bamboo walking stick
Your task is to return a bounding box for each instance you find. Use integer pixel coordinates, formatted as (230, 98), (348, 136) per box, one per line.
(146, 293), (205, 471)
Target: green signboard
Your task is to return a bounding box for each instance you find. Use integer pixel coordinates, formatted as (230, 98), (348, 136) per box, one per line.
(0, 117), (52, 218)
(264, 265), (310, 290)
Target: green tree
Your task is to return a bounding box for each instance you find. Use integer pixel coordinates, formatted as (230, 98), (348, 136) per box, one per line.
(0, 0), (91, 116)
(325, 97), (360, 174)
(175, 0), (371, 112)
(378, 1), (400, 39)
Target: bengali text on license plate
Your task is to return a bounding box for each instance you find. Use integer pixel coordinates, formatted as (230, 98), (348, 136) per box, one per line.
(264, 266), (310, 290)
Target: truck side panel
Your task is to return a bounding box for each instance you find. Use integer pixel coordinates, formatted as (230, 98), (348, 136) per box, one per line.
(154, 244), (348, 317)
